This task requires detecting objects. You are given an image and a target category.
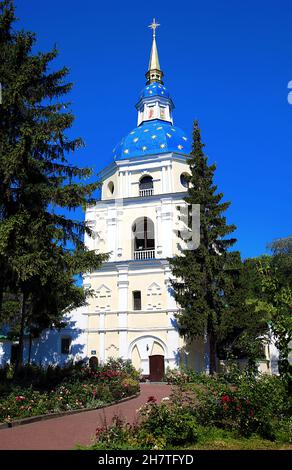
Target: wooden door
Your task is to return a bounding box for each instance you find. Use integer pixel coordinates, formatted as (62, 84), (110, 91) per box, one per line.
(149, 355), (165, 382)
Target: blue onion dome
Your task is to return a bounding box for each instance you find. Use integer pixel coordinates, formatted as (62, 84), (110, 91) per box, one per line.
(138, 82), (170, 100)
(113, 119), (190, 160)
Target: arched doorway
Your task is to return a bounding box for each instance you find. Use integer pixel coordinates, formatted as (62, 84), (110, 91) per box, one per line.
(129, 336), (166, 379)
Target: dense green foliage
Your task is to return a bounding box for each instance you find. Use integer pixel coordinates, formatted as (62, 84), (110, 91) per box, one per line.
(169, 120), (237, 373)
(217, 255), (270, 367)
(254, 237), (292, 381)
(169, 119), (291, 375)
(0, 0), (107, 368)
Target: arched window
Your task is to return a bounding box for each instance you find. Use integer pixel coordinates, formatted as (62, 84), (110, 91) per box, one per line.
(180, 173), (190, 189)
(139, 175), (153, 196)
(132, 217), (155, 260)
(108, 181), (114, 195)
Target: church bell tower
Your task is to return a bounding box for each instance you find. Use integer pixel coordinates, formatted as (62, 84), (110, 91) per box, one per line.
(82, 19), (207, 378)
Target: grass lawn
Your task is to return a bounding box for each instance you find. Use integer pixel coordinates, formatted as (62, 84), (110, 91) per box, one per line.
(184, 427), (292, 450)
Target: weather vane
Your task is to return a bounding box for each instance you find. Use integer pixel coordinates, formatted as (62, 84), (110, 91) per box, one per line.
(148, 18), (160, 38)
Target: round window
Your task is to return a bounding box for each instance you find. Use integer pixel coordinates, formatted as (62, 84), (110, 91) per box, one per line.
(108, 181), (114, 195)
(180, 173), (189, 188)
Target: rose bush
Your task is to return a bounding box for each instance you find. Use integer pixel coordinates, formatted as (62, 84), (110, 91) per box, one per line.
(174, 371), (290, 439)
(89, 396), (198, 450)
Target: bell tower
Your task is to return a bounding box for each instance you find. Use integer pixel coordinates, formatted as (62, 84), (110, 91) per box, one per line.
(82, 19), (208, 378)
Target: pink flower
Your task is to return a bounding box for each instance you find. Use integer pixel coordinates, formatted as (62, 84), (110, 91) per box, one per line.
(15, 396), (25, 402)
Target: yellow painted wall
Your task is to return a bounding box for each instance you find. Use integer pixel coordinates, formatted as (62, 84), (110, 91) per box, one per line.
(127, 331), (168, 346)
(151, 341), (164, 355)
(171, 160), (190, 193)
(128, 312), (168, 329)
(105, 332), (119, 360)
(104, 314), (119, 330)
(127, 271), (166, 311)
(131, 345), (141, 370)
(102, 171), (118, 200)
(87, 333), (99, 357)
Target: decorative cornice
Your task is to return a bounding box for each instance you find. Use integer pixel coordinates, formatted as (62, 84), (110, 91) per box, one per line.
(86, 326), (176, 333)
(83, 308), (179, 316)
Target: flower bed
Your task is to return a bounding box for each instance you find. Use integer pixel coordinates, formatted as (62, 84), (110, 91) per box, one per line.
(0, 359), (140, 424)
(83, 369), (291, 450)
(84, 395), (199, 450)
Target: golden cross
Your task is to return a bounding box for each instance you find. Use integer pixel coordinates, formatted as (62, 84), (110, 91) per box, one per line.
(148, 18), (160, 38)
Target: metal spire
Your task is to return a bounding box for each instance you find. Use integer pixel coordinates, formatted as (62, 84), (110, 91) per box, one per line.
(146, 18), (164, 85)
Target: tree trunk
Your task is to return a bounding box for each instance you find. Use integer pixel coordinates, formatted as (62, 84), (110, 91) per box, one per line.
(28, 332), (32, 364)
(14, 291), (26, 374)
(209, 330), (217, 375)
(0, 261), (6, 316)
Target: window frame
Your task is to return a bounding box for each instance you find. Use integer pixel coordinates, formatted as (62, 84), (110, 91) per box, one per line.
(61, 336), (71, 355)
(133, 290), (142, 311)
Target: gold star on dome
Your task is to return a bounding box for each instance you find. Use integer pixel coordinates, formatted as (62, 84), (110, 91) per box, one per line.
(144, 129), (149, 132)
(171, 128), (176, 132)
(160, 143), (166, 148)
(156, 126), (162, 130)
(142, 146), (147, 151)
(133, 138), (139, 142)
(149, 90), (153, 94)
(130, 131), (135, 135)
(177, 145), (183, 150)
(166, 133), (171, 138)
(161, 91), (164, 94)
(182, 136), (188, 141)
(124, 149), (129, 154)
(151, 135), (157, 139)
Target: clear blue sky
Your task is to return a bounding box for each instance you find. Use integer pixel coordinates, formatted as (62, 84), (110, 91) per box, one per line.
(14, 0), (292, 259)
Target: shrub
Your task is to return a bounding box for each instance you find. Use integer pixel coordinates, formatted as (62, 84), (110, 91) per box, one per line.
(121, 377), (139, 396)
(91, 399), (199, 450)
(102, 358), (140, 380)
(183, 372), (290, 439)
(138, 398), (198, 447)
(164, 368), (189, 385)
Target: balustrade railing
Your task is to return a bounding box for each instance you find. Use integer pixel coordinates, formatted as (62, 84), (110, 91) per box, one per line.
(139, 188), (153, 197)
(134, 249), (155, 260)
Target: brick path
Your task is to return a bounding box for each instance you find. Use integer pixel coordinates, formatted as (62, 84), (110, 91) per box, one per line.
(0, 383), (171, 450)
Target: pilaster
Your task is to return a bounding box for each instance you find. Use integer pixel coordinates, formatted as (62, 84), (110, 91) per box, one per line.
(117, 264), (129, 358)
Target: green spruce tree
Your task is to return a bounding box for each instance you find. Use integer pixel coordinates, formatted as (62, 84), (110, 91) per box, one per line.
(217, 253), (270, 371)
(0, 0), (107, 369)
(169, 121), (237, 374)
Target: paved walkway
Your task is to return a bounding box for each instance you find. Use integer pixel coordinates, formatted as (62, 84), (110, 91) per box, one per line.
(0, 383), (171, 450)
